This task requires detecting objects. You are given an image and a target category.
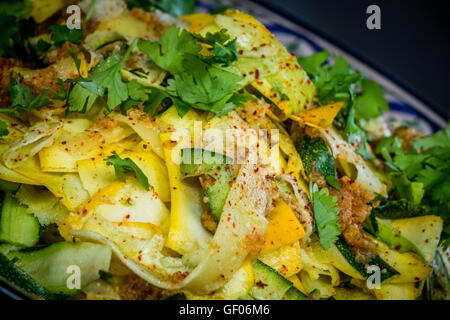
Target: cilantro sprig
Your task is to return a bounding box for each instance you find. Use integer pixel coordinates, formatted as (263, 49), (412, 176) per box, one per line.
(376, 123), (450, 246)
(138, 25), (247, 116)
(0, 73), (67, 116)
(68, 39), (142, 114)
(105, 151), (150, 190)
(0, 0), (36, 60)
(310, 182), (341, 250)
(298, 51), (389, 160)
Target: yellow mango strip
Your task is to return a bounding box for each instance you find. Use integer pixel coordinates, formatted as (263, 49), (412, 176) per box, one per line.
(291, 101), (345, 129)
(261, 199), (305, 254)
(259, 242), (303, 278)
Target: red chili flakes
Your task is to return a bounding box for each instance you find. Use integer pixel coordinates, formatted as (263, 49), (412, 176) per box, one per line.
(255, 281), (268, 289)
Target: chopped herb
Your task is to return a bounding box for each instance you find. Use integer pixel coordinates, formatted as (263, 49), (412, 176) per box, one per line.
(138, 25), (201, 74)
(0, 120), (9, 137)
(0, 73), (54, 115)
(377, 123), (450, 246)
(355, 79), (389, 120)
(68, 40), (138, 114)
(49, 25), (83, 47)
(297, 51), (329, 77)
(105, 151), (150, 190)
(139, 26), (247, 116)
(310, 182), (341, 250)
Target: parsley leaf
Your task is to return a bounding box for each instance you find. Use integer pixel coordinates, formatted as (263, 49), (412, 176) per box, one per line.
(68, 40), (138, 113)
(298, 51), (329, 77)
(310, 182), (341, 250)
(166, 55), (244, 115)
(143, 87), (190, 117)
(105, 151), (150, 190)
(314, 55), (361, 105)
(0, 0), (32, 20)
(138, 26), (247, 115)
(355, 79), (389, 120)
(344, 106), (374, 159)
(381, 123), (450, 246)
(0, 73), (54, 115)
(0, 6), (36, 59)
(120, 80), (151, 114)
(193, 29), (238, 67)
(0, 120), (9, 137)
(49, 25), (83, 47)
(138, 25), (201, 74)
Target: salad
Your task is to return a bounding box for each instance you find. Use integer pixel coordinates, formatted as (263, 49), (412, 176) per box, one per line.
(0, 0), (448, 300)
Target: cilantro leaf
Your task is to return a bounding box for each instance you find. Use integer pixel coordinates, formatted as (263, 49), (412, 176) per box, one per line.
(105, 151), (150, 190)
(355, 79), (389, 120)
(68, 40), (138, 113)
(375, 136), (403, 164)
(0, 0), (32, 19)
(298, 51), (329, 77)
(415, 123), (450, 150)
(344, 106), (373, 159)
(69, 49), (82, 76)
(167, 55), (244, 114)
(201, 38), (238, 67)
(49, 25), (83, 47)
(0, 73), (54, 115)
(383, 123), (450, 245)
(125, 0), (195, 16)
(138, 25), (201, 74)
(0, 120), (9, 137)
(0, 13), (36, 59)
(314, 56), (361, 105)
(143, 87), (190, 117)
(120, 80), (151, 114)
(310, 182), (341, 250)
(192, 29), (238, 66)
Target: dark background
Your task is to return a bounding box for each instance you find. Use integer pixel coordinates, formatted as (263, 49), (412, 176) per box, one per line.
(259, 0), (450, 119)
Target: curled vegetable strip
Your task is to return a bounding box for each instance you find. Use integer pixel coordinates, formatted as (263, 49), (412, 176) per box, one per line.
(112, 112), (164, 158)
(319, 127), (386, 195)
(70, 161), (270, 294)
(3, 120), (62, 168)
(275, 174), (314, 240)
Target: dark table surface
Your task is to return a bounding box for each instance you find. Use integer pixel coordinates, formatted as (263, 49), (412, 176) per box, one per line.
(258, 0), (450, 119)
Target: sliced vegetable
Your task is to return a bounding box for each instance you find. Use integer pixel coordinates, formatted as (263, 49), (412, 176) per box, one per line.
(261, 199), (305, 253)
(0, 192), (41, 247)
(298, 135), (337, 184)
(180, 148), (233, 222)
(259, 241), (302, 278)
(249, 259), (293, 300)
(331, 237), (399, 282)
(0, 242), (111, 296)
